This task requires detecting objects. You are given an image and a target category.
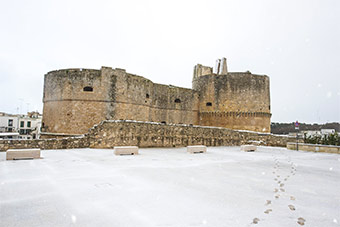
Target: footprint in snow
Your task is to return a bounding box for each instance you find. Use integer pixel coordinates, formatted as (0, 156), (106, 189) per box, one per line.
(297, 217), (306, 225)
(264, 209), (272, 214)
(288, 205), (296, 211)
(252, 218), (260, 224)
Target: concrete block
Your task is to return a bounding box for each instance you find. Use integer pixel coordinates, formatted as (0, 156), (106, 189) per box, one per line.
(241, 145), (257, 152)
(187, 145), (207, 154)
(114, 146), (139, 155)
(6, 148), (41, 160)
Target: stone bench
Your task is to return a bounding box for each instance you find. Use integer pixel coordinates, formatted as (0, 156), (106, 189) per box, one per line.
(241, 145), (257, 152)
(187, 145), (207, 154)
(6, 148), (41, 160)
(114, 146), (139, 155)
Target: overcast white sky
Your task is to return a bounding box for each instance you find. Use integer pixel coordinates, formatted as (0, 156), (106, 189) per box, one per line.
(0, 0), (339, 123)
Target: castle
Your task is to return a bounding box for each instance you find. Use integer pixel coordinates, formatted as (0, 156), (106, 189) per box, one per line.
(41, 58), (271, 137)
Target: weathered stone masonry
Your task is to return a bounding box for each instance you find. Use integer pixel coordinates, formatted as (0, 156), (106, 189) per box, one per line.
(0, 121), (289, 151)
(41, 58), (271, 136)
(87, 121), (286, 148)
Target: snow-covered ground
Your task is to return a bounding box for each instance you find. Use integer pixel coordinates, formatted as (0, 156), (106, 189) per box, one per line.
(0, 146), (339, 227)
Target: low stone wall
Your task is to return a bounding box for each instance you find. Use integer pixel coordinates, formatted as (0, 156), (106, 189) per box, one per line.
(40, 133), (84, 139)
(287, 142), (340, 154)
(0, 137), (89, 151)
(0, 120), (290, 151)
(87, 120), (289, 148)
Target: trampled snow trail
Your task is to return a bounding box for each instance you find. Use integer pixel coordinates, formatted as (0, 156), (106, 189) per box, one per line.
(251, 149), (306, 226)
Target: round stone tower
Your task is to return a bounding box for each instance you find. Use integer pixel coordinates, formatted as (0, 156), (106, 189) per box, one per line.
(41, 68), (113, 135)
(192, 58), (271, 132)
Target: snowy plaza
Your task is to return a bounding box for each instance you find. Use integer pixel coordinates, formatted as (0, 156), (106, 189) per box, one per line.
(0, 146), (339, 227)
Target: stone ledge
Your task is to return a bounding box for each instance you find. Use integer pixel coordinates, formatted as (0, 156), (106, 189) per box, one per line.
(287, 142), (340, 154)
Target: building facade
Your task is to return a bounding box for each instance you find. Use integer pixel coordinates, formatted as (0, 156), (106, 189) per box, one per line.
(0, 112), (42, 139)
(18, 112), (42, 139)
(42, 58), (271, 136)
(0, 112), (19, 133)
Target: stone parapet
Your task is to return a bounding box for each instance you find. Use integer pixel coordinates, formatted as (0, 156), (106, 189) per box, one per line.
(287, 142), (340, 154)
(0, 137), (89, 151)
(0, 121), (288, 151)
(87, 120), (287, 148)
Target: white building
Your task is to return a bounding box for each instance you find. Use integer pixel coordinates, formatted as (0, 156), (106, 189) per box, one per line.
(321, 129), (336, 135)
(0, 111), (42, 139)
(302, 130), (321, 137)
(17, 112), (42, 139)
(0, 112), (19, 133)
(303, 129), (337, 137)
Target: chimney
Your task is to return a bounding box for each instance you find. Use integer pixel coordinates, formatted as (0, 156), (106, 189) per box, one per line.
(220, 57), (228, 74)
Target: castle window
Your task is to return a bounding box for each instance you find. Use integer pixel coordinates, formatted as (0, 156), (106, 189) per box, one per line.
(206, 102), (212, 106)
(83, 86), (93, 92)
(146, 93), (150, 98)
(174, 98), (181, 103)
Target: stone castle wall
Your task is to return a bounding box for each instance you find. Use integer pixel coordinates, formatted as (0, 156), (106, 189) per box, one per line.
(112, 70), (199, 125)
(1, 121), (289, 151)
(193, 72), (271, 132)
(42, 67), (199, 135)
(42, 60), (271, 135)
(42, 68), (109, 134)
(87, 121), (287, 148)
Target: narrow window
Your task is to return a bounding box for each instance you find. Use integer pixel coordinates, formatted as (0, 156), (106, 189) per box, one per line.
(146, 93), (150, 98)
(20, 121), (24, 127)
(174, 98), (181, 103)
(206, 102), (212, 106)
(27, 121), (31, 128)
(83, 86), (93, 92)
(8, 119), (13, 126)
